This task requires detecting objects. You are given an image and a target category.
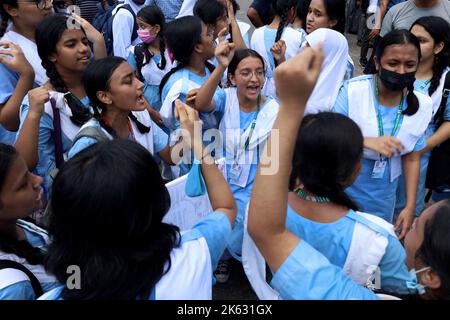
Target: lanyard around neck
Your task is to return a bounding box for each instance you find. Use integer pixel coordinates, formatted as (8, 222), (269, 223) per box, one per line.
(374, 75), (404, 137)
(243, 95), (261, 151)
(101, 114), (135, 141)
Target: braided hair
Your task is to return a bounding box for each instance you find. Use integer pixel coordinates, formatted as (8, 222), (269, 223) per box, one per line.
(371, 29), (422, 116)
(136, 5), (167, 72)
(159, 16), (214, 98)
(82, 56), (150, 138)
(410, 17), (450, 97)
(0, 144), (45, 265)
(289, 113), (363, 211)
(35, 15), (91, 126)
(272, 0), (297, 66)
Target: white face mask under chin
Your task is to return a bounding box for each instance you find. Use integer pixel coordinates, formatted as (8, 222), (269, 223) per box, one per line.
(406, 267), (431, 295)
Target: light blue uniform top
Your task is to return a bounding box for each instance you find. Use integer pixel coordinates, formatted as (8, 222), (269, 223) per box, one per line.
(332, 78), (426, 223)
(0, 225), (60, 300)
(68, 118), (168, 159)
(38, 211), (232, 300)
(0, 63), (38, 145)
(16, 96), (91, 199)
(270, 240), (380, 300)
(286, 206), (412, 294)
(127, 52), (164, 111)
(395, 79), (450, 216)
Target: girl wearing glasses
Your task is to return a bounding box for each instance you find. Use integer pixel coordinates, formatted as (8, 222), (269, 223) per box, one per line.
(193, 44), (279, 282)
(0, 0), (53, 145)
(15, 14), (106, 201)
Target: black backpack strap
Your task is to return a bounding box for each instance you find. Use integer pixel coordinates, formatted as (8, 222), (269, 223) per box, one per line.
(0, 260), (43, 298)
(435, 71), (450, 126)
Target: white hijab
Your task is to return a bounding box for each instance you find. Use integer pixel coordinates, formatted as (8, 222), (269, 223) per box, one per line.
(304, 28), (349, 115)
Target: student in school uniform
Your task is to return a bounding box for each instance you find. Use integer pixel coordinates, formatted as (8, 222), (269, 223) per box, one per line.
(0, 144), (59, 300)
(111, 0), (145, 58)
(193, 45), (280, 282)
(68, 57), (185, 167)
(39, 105), (237, 300)
(247, 47), (450, 300)
(159, 16), (226, 177)
(0, 0), (53, 144)
(15, 15), (106, 200)
(250, 0), (304, 100)
(305, 0), (354, 79)
(333, 29), (432, 240)
(396, 17), (450, 216)
(127, 5), (172, 126)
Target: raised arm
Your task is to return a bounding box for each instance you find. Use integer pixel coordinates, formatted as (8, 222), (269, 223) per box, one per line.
(71, 14), (107, 60)
(247, 46), (324, 272)
(0, 42), (35, 131)
(226, 0), (246, 50)
(194, 28), (235, 113)
(175, 100), (237, 225)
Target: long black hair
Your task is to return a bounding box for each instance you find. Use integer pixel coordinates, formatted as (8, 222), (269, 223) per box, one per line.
(415, 200), (450, 299)
(296, 0), (310, 27)
(289, 112), (363, 211)
(81, 57), (150, 137)
(45, 139), (179, 300)
(159, 16), (215, 97)
(272, 0), (297, 43)
(0, 0), (16, 37)
(35, 15), (91, 126)
(0, 144), (45, 265)
(410, 16), (450, 96)
(136, 5), (167, 71)
(321, 0), (346, 34)
(371, 29), (422, 116)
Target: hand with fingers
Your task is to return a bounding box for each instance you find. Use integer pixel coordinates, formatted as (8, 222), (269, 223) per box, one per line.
(270, 40), (286, 65)
(274, 44), (324, 108)
(226, 0), (235, 23)
(69, 13), (103, 43)
(215, 28), (236, 68)
(368, 28), (380, 42)
(364, 136), (404, 158)
(395, 207), (414, 240)
(186, 89), (199, 108)
(174, 99), (203, 153)
(0, 41), (34, 76)
(27, 87), (50, 120)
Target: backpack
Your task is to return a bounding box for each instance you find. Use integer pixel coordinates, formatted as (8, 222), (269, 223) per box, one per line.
(0, 260), (43, 298)
(426, 71), (450, 192)
(92, 1), (138, 56)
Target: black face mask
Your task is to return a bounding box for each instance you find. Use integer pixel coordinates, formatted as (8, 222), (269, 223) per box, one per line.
(379, 68), (416, 91)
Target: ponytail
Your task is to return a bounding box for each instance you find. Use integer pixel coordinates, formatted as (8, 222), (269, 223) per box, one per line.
(403, 81), (419, 116)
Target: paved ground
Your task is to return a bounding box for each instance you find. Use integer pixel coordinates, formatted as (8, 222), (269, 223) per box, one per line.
(213, 1), (365, 300)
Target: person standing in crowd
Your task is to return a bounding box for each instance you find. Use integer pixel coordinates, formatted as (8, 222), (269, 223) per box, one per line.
(380, 0), (450, 37)
(247, 0), (274, 28)
(333, 30), (432, 239)
(0, 144), (59, 300)
(0, 0), (53, 145)
(395, 17), (450, 216)
(15, 14), (106, 200)
(247, 44), (450, 300)
(146, 0), (183, 22)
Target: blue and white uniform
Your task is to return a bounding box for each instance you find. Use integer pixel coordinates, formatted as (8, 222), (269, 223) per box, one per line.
(215, 88), (279, 260)
(395, 69), (450, 216)
(160, 67), (226, 177)
(333, 75), (432, 223)
(17, 92), (91, 198)
(250, 25), (304, 100)
(0, 30), (47, 145)
(68, 110), (169, 158)
(128, 47), (173, 111)
(39, 211), (232, 300)
(112, 0), (144, 58)
(0, 220), (59, 300)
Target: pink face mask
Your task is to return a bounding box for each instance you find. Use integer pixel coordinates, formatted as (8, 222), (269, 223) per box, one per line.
(137, 29), (157, 44)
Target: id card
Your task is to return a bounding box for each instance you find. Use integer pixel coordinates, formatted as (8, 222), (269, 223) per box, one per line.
(229, 163), (243, 182)
(371, 160), (387, 179)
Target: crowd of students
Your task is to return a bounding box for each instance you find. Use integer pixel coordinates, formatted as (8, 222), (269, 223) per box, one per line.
(0, 0), (449, 300)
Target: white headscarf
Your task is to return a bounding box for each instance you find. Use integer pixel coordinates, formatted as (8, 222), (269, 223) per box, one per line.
(304, 28), (349, 115)
(124, 0), (147, 14)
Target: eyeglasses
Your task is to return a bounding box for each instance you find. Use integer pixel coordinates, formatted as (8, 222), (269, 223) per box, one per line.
(238, 69), (265, 79)
(17, 0), (54, 10)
